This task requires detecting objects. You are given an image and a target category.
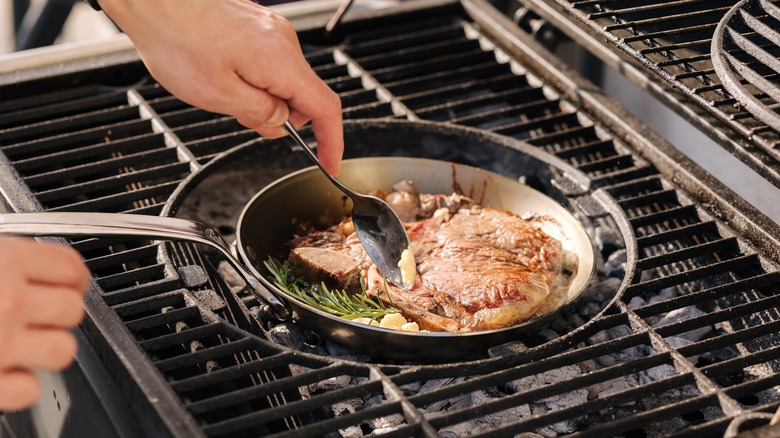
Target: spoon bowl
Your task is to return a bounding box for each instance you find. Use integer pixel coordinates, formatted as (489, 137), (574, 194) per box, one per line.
(283, 121), (413, 289)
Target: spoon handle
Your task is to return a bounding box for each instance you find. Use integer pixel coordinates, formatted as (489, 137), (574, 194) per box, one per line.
(283, 121), (355, 198)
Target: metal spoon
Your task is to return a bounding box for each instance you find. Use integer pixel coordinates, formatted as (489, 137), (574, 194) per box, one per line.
(283, 121), (414, 289)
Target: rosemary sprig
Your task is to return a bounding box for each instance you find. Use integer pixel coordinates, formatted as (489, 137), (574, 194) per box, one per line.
(263, 256), (399, 321)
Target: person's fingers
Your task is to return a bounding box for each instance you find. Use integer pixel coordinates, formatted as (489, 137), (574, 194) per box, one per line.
(231, 29), (344, 174)
(228, 73), (342, 176)
(0, 283), (85, 329)
(281, 69), (343, 175)
(235, 93), (289, 133)
(288, 109), (311, 131)
(0, 370), (40, 411)
(0, 328), (77, 370)
(0, 237), (90, 292)
(192, 70), (291, 139)
(310, 113), (344, 176)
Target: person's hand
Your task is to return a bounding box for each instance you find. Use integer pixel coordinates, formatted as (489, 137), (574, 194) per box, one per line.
(98, 0), (344, 175)
(0, 237), (90, 411)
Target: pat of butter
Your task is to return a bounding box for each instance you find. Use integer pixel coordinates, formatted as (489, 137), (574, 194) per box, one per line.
(379, 313), (407, 330)
(401, 322), (420, 332)
(397, 247), (416, 288)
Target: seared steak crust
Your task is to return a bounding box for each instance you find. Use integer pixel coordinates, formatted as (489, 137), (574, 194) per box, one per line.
(366, 206), (560, 331)
(289, 191), (574, 332)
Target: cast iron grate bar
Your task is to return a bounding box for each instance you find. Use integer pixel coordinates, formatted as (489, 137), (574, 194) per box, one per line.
(398, 74), (525, 109)
(384, 62), (515, 96)
(96, 263), (168, 290)
(10, 133), (166, 173)
(576, 154), (635, 174)
(27, 150), (184, 188)
(0, 90), (131, 130)
(405, 333), (652, 402)
(1, 119), (153, 159)
(153, 337), (259, 373)
(504, 388), (713, 437)
(186, 369), (382, 417)
(677, 318), (780, 361)
(343, 102), (396, 119)
(33, 164), (190, 206)
(125, 305), (200, 332)
(447, 98), (560, 125)
(0, 107), (143, 144)
(587, 0), (713, 20)
(417, 88), (548, 118)
(635, 236), (739, 271)
(627, 204), (698, 228)
(100, 278), (183, 305)
(83, 244), (159, 271)
(632, 272), (780, 318)
(170, 359), (351, 393)
(701, 343), (780, 378)
(659, 298), (780, 341)
(561, 393), (718, 438)
(138, 321), (223, 351)
(42, 179), (178, 212)
(111, 290), (188, 318)
(121, 203), (166, 216)
(625, 254), (761, 297)
(605, 8), (732, 32)
(640, 37), (713, 54)
(185, 130), (257, 159)
(726, 374), (780, 402)
(617, 188), (679, 211)
(586, 163), (658, 186)
(204, 401), (408, 438)
(661, 298), (780, 344)
(634, 221), (718, 248)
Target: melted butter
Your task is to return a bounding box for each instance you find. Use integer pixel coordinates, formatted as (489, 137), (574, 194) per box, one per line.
(398, 247), (416, 288)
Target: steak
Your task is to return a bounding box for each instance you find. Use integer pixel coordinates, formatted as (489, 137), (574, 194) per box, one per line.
(288, 185), (577, 332)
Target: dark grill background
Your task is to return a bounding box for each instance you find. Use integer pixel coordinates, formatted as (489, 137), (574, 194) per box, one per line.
(2, 0), (780, 436)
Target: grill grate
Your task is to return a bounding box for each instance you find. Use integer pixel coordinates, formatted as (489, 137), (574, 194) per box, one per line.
(712, 0), (780, 133)
(518, 0), (780, 186)
(2, 0), (780, 436)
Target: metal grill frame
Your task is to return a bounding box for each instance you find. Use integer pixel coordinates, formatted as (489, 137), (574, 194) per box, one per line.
(2, 0), (780, 436)
(514, 0), (780, 188)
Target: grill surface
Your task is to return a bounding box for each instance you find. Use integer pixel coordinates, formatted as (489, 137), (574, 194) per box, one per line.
(2, 0), (780, 436)
(712, 0), (780, 134)
(515, 0), (780, 188)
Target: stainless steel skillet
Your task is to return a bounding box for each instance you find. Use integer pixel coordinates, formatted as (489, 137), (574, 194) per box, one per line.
(236, 157), (596, 361)
(0, 157), (594, 361)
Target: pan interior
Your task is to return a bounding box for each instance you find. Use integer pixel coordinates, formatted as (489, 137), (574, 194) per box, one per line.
(237, 156), (595, 331)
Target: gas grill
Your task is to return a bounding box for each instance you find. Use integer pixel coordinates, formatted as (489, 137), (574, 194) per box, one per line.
(512, 0), (780, 187)
(2, 0), (780, 436)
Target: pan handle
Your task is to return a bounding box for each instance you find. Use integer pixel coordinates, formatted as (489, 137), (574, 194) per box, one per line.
(0, 212), (291, 321)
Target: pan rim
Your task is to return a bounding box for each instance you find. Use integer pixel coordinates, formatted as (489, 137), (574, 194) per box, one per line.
(160, 118), (633, 360)
(237, 155), (598, 339)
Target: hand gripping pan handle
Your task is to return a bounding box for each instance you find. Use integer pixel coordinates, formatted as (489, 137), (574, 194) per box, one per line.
(0, 212), (290, 320)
